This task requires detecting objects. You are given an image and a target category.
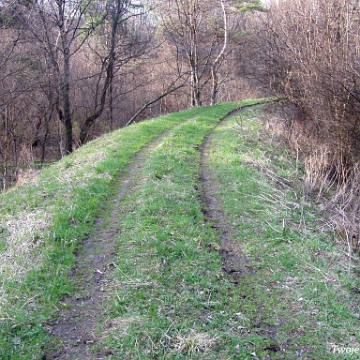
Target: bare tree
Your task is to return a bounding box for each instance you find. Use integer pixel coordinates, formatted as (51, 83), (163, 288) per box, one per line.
(156, 0), (264, 107)
(157, 0), (217, 107)
(210, 0), (265, 105)
(0, 0), (43, 187)
(258, 0), (360, 184)
(79, 0), (154, 144)
(31, 0), (99, 153)
(242, 0), (360, 245)
(210, 0), (228, 105)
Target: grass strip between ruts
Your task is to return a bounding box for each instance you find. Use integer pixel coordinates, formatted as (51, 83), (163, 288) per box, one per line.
(99, 102), (272, 359)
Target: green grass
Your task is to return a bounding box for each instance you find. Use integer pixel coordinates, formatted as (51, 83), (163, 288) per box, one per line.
(208, 110), (360, 359)
(99, 106), (360, 359)
(0, 101), (255, 359)
(100, 105), (249, 359)
(2, 98), (357, 359)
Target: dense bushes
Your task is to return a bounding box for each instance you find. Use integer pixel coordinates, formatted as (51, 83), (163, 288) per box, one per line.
(244, 0), (360, 247)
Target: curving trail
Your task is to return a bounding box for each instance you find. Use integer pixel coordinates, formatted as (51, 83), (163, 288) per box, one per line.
(3, 99), (354, 359)
(45, 102), (265, 359)
(199, 107), (257, 280)
(46, 119), (200, 359)
(45, 105), (244, 358)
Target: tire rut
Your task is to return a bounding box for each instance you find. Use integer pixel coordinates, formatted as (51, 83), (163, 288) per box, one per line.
(45, 121), (191, 360)
(199, 105), (281, 350)
(199, 106), (257, 280)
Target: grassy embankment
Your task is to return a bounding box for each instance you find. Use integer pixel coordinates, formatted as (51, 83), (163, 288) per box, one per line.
(1, 99), (359, 359)
(207, 111), (360, 358)
(0, 101), (249, 359)
(97, 106), (360, 358)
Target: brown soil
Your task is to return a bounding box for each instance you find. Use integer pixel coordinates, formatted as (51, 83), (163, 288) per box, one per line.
(199, 107), (281, 352)
(45, 161), (144, 359)
(199, 107), (258, 282)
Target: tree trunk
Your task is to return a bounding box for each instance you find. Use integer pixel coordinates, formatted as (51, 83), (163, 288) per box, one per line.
(58, 0), (73, 153)
(63, 65), (73, 154)
(79, 1), (119, 144)
(79, 109), (103, 144)
(189, 0), (201, 107)
(126, 81), (187, 126)
(211, 0), (228, 106)
(109, 82), (114, 131)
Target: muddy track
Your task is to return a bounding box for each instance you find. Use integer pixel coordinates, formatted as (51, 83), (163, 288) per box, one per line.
(199, 106), (258, 281)
(45, 123), (188, 359)
(44, 107), (256, 359)
(199, 105), (281, 351)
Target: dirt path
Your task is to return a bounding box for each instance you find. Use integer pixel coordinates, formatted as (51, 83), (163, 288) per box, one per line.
(199, 106), (281, 355)
(199, 107), (257, 281)
(45, 123), (188, 359)
(46, 163), (143, 359)
(45, 107), (250, 359)
(40, 103), (354, 359)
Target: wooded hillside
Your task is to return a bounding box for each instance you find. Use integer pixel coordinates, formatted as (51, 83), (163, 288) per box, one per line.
(2, 0), (360, 243)
(0, 0), (264, 188)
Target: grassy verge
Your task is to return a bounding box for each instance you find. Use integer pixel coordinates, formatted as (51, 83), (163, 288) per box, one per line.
(0, 104), (243, 360)
(99, 105), (360, 359)
(97, 101), (274, 359)
(208, 109), (360, 359)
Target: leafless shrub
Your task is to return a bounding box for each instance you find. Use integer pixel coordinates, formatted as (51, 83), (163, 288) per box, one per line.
(241, 0), (360, 253)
